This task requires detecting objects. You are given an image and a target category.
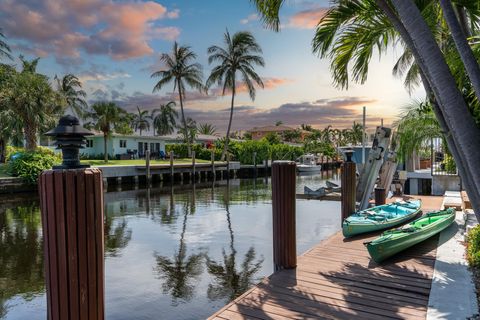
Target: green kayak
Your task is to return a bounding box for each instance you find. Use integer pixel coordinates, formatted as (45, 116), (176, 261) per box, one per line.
(365, 208), (455, 263)
(342, 200), (422, 238)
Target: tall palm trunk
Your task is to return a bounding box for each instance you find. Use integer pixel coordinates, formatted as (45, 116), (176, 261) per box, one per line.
(376, 0), (480, 209)
(222, 80), (236, 161)
(24, 123), (37, 151)
(177, 79), (191, 157)
(103, 132), (108, 162)
(439, 0), (480, 103)
(0, 138), (5, 163)
(391, 0), (480, 215)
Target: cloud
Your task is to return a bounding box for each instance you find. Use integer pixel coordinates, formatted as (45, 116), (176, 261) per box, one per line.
(240, 13), (259, 25)
(78, 71), (131, 83)
(210, 77), (293, 96)
(0, 0), (180, 62)
(288, 7), (328, 29)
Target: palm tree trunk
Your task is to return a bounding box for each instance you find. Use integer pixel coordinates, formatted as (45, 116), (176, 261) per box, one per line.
(0, 138), (5, 163)
(390, 0), (480, 214)
(221, 81), (236, 161)
(177, 79), (191, 157)
(103, 132), (108, 162)
(439, 0), (480, 103)
(24, 123), (37, 151)
(376, 0), (480, 207)
(455, 5), (471, 38)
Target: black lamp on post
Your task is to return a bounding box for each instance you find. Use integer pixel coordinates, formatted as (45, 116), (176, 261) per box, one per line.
(344, 147), (354, 163)
(45, 115), (93, 169)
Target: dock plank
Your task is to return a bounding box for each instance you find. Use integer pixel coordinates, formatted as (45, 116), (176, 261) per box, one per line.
(209, 195), (443, 320)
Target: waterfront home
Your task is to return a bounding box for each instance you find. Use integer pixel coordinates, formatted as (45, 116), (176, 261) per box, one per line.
(41, 132), (223, 159)
(247, 125), (309, 141)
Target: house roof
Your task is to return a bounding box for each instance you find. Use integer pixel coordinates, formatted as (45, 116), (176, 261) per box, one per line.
(248, 125), (295, 133)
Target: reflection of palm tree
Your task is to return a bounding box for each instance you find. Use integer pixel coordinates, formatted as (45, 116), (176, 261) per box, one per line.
(104, 214), (132, 258)
(205, 186), (263, 301)
(0, 203), (45, 316)
(154, 205), (203, 304)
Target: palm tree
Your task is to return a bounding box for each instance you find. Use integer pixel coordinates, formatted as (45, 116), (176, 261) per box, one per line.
(177, 117), (197, 146)
(55, 74), (88, 118)
(0, 29), (12, 61)
(4, 58), (60, 150)
(132, 106), (151, 136)
(151, 42), (204, 156)
(85, 102), (131, 162)
(151, 101), (178, 136)
(197, 123), (217, 136)
(206, 30), (265, 160)
(0, 109), (22, 162)
(251, 0), (480, 216)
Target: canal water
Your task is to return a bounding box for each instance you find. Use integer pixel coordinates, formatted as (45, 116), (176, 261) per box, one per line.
(0, 170), (341, 320)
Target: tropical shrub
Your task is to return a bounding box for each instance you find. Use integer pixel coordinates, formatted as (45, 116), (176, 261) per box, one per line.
(467, 225), (480, 267)
(231, 140), (269, 164)
(165, 144), (222, 161)
(6, 147), (61, 184)
(269, 144), (304, 161)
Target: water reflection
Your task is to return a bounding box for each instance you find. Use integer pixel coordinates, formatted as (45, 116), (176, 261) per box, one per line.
(154, 203), (204, 305)
(0, 169), (341, 320)
(205, 182), (263, 301)
(0, 200), (44, 318)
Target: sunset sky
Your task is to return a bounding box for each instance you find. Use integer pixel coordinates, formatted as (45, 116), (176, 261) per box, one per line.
(1, 0), (425, 133)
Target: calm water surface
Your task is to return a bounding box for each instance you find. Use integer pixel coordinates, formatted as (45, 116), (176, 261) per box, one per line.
(0, 170), (340, 320)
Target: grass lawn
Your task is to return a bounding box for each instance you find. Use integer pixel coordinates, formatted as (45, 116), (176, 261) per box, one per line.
(0, 164), (11, 178)
(81, 158), (211, 166)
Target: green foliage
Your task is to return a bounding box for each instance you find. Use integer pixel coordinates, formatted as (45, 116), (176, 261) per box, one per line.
(442, 155), (457, 174)
(303, 140), (336, 157)
(269, 143), (304, 161)
(166, 144), (222, 161)
(6, 147), (61, 184)
(262, 132), (281, 145)
(231, 140), (270, 164)
(467, 225), (480, 267)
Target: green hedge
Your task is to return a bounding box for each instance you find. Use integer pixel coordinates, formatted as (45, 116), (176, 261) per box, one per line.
(165, 144), (222, 161)
(467, 225), (480, 267)
(6, 147), (61, 184)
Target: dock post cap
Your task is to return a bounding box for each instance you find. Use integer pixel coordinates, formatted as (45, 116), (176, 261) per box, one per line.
(272, 160), (296, 165)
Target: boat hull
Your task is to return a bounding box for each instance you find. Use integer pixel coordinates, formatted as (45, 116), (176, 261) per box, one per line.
(297, 165), (321, 172)
(342, 200), (421, 238)
(366, 208), (455, 263)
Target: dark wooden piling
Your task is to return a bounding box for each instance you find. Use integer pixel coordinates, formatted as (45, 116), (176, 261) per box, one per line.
(39, 168), (104, 320)
(192, 151), (196, 182)
(271, 161), (297, 271)
(375, 187), (386, 206)
(341, 159), (356, 223)
(253, 152), (257, 178)
(211, 149), (215, 180)
(169, 151), (174, 182)
(146, 150), (151, 185)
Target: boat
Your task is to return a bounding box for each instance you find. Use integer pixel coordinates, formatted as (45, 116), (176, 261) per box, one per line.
(296, 154), (321, 173)
(326, 180), (339, 189)
(304, 186), (327, 197)
(342, 200), (422, 238)
(365, 208), (455, 263)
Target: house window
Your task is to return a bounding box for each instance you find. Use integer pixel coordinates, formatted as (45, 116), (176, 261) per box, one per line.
(119, 140), (127, 148)
(86, 140), (93, 148)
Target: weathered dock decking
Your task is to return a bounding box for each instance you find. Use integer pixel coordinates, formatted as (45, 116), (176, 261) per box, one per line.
(209, 195), (444, 320)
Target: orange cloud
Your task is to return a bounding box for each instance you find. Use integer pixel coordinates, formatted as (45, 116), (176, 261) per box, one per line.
(0, 0), (180, 62)
(211, 77), (293, 96)
(288, 8), (329, 29)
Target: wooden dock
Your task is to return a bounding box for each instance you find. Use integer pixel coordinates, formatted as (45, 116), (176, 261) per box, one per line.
(209, 195), (444, 320)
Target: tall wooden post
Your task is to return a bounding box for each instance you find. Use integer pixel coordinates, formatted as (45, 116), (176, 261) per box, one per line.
(41, 115), (104, 320)
(191, 151), (196, 183)
(272, 161), (297, 271)
(226, 153), (230, 180)
(341, 150), (357, 223)
(170, 151), (174, 182)
(146, 149), (151, 185)
(375, 187), (386, 206)
(211, 149), (215, 180)
(253, 152), (257, 178)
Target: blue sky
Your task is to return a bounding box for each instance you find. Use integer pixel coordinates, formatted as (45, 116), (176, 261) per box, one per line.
(0, 0), (424, 132)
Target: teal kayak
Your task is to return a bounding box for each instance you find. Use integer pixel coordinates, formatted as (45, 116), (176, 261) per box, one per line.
(365, 208), (455, 263)
(342, 200), (422, 238)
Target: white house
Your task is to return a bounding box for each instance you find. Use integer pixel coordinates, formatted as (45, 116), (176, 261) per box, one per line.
(41, 132), (224, 158)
